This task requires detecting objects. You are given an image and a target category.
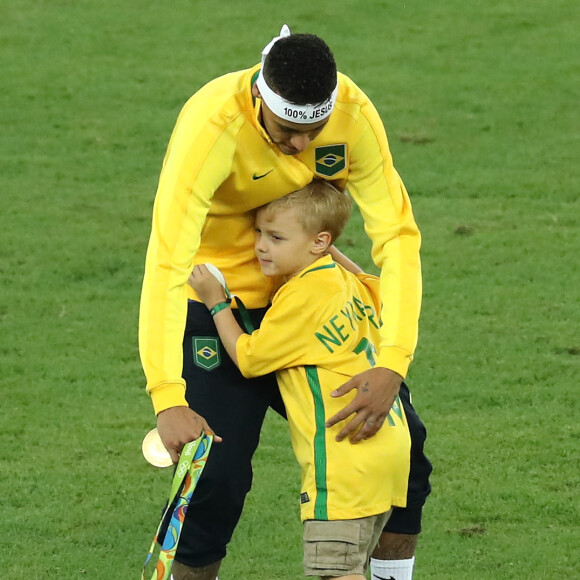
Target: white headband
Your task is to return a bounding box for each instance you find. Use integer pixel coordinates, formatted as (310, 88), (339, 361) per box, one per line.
(257, 25), (338, 124)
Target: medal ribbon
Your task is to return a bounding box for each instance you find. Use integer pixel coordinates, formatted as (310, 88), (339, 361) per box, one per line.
(142, 433), (213, 580)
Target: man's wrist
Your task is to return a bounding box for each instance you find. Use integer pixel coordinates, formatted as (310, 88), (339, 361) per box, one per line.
(376, 347), (414, 378)
(149, 380), (188, 415)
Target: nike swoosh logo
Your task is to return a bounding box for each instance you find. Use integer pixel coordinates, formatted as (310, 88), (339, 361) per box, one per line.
(252, 169), (273, 180)
(373, 576), (396, 580)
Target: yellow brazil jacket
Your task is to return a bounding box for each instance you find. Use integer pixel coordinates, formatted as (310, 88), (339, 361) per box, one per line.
(139, 64), (421, 414)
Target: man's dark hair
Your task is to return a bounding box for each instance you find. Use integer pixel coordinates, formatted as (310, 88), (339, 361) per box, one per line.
(263, 34), (337, 105)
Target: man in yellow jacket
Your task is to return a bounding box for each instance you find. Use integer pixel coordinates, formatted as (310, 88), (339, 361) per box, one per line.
(140, 25), (431, 580)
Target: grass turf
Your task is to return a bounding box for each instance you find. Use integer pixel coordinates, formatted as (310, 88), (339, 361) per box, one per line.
(0, 0), (578, 577)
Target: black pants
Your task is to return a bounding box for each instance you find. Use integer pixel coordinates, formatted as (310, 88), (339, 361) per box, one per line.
(173, 301), (431, 567)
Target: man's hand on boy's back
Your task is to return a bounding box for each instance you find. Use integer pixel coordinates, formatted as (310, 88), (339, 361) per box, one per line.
(157, 406), (222, 463)
(326, 367), (403, 443)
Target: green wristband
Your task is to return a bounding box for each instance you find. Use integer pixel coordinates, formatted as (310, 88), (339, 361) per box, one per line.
(210, 301), (231, 316)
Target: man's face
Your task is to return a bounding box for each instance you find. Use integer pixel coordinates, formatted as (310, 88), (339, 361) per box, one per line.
(259, 99), (329, 155)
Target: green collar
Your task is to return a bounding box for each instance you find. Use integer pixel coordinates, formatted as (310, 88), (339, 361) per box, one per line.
(300, 262), (336, 278)
(251, 70), (260, 106)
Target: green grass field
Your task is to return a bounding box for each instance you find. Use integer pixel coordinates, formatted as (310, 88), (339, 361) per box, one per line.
(1, 0), (578, 578)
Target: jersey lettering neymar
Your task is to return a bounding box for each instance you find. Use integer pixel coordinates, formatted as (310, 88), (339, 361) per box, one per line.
(315, 296), (381, 354)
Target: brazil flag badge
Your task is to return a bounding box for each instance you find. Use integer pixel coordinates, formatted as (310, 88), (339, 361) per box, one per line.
(315, 144), (347, 177)
(193, 337), (221, 371)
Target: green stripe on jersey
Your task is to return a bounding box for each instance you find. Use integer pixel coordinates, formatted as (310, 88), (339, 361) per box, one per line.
(305, 365), (328, 520)
(300, 263), (336, 278)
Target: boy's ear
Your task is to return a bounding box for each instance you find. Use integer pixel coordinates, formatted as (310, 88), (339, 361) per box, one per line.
(251, 83), (261, 98)
(312, 231), (332, 255)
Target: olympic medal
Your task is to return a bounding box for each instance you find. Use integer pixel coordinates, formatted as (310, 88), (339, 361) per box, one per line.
(142, 428), (173, 468)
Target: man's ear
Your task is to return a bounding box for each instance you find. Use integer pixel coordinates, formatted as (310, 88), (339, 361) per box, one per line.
(251, 83), (261, 98)
(312, 231), (332, 255)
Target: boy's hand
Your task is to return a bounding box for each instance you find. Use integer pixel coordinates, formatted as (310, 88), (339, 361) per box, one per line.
(189, 264), (227, 308)
(325, 367), (402, 443)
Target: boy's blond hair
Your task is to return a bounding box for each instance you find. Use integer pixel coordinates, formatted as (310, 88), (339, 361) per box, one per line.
(260, 180), (352, 243)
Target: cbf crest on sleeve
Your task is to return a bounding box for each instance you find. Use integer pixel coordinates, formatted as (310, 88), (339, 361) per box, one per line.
(314, 144), (347, 177)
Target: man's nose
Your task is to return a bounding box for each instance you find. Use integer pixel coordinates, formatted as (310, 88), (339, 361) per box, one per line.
(289, 133), (311, 152)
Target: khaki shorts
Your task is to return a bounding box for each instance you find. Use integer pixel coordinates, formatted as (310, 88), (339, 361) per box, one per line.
(303, 511), (391, 577)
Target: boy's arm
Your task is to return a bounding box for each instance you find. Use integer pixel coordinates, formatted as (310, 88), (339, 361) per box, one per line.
(211, 310), (243, 366)
(327, 246), (364, 274)
(189, 265), (244, 366)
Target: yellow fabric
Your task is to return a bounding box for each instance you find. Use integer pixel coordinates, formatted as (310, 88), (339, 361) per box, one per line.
(139, 64), (421, 414)
(236, 256), (411, 521)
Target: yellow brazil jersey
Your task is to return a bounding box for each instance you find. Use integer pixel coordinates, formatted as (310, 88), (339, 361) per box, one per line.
(236, 256), (411, 521)
(139, 64), (421, 414)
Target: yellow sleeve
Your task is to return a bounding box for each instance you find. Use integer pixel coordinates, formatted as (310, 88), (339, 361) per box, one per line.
(236, 285), (316, 378)
(347, 97), (422, 377)
(139, 100), (242, 414)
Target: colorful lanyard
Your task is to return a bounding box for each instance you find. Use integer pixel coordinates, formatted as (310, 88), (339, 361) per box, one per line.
(142, 433), (213, 580)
